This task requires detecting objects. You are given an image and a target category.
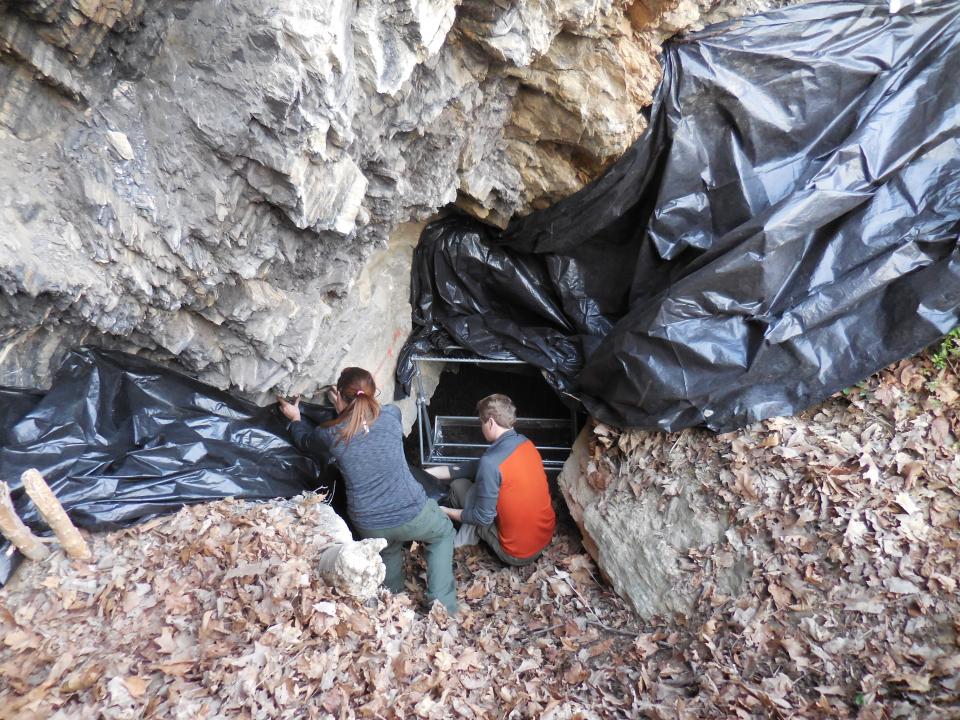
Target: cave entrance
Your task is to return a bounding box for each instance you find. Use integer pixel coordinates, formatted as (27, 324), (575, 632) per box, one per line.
(406, 351), (580, 475)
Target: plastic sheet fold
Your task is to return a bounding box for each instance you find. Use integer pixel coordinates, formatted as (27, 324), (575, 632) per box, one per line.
(398, 0), (960, 431)
(0, 348), (330, 584)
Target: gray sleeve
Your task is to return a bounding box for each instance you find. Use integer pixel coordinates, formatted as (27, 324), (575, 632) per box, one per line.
(460, 456), (500, 527)
(382, 404), (402, 421)
(288, 419), (335, 464)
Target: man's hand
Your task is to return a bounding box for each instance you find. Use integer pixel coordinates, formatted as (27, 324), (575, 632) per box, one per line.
(440, 506), (462, 522)
(278, 395), (302, 423)
(425, 466), (452, 481)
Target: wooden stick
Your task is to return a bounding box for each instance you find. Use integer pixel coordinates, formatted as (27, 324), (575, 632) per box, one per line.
(21, 469), (91, 561)
(0, 481), (49, 560)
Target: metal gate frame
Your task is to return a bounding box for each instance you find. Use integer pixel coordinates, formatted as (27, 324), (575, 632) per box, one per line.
(411, 351), (578, 471)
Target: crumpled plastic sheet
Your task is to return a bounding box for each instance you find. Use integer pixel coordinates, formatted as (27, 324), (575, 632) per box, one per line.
(398, 0), (960, 431)
(0, 387), (44, 443)
(0, 348), (331, 585)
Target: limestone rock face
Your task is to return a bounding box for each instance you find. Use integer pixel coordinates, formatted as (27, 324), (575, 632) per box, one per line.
(0, 0), (791, 416)
(559, 425), (750, 618)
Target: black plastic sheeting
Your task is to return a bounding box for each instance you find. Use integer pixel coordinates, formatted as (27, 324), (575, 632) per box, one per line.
(398, 0), (960, 432)
(0, 387), (45, 443)
(0, 348), (334, 585)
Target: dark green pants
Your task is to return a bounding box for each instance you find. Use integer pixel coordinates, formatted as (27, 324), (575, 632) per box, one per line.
(355, 499), (457, 613)
(447, 478), (541, 567)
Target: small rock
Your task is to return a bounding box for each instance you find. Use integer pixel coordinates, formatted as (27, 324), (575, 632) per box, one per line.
(105, 131), (134, 161)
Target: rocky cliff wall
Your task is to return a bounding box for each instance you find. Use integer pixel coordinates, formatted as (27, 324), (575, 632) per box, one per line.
(0, 0), (790, 411)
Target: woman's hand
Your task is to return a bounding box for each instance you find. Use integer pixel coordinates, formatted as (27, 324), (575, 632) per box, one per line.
(326, 386), (345, 413)
(278, 395), (302, 423)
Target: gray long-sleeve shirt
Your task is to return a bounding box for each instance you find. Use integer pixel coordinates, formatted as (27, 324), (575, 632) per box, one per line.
(288, 404), (425, 529)
(449, 429), (526, 527)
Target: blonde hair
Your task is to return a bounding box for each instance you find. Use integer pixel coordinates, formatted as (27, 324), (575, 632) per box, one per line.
(322, 367), (380, 444)
(476, 394), (516, 429)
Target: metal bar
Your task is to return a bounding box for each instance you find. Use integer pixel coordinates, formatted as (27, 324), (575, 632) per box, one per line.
(436, 415), (569, 424)
(415, 359), (425, 466)
(418, 408), (425, 466)
(433, 441), (572, 451)
(425, 451), (567, 463)
(414, 358), (435, 467)
(411, 356), (525, 365)
(426, 448), (569, 459)
(425, 457), (567, 468)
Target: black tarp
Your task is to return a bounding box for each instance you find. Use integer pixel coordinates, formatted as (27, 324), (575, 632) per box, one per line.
(0, 387), (45, 443)
(398, 0), (960, 431)
(0, 347), (334, 584)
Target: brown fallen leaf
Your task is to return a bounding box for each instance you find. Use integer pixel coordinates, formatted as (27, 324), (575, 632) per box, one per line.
(732, 466), (760, 502)
(894, 492), (920, 515)
(460, 674), (488, 691)
(0, 652), (75, 720)
(154, 626), (177, 654)
(465, 582), (486, 600)
(901, 462), (923, 487)
(768, 583), (792, 609)
(564, 662), (590, 684)
(884, 577), (921, 595)
(123, 675), (148, 698)
(843, 597), (885, 613)
(634, 633), (658, 660)
(890, 673), (932, 692)
(2, 629), (41, 651)
(151, 661), (194, 676)
(585, 637), (615, 659)
(930, 416), (953, 446)
(780, 637), (809, 669)
(62, 663), (103, 692)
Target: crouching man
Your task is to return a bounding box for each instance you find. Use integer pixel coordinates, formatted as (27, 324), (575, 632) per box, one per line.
(428, 394), (556, 566)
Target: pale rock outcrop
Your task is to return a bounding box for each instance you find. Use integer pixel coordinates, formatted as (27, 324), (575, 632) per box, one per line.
(559, 426), (750, 618)
(307, 499), (388, 599)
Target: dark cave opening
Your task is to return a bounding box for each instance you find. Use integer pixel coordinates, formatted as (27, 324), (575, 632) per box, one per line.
(403, 360), (580, 471)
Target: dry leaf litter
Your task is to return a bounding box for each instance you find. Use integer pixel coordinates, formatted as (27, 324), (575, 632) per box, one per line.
(1, 354), (958, 719)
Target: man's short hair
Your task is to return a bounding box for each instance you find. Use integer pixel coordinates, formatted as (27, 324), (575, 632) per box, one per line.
(476, 393), (516, 429)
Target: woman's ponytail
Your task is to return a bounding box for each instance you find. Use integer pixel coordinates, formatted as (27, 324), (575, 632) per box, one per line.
(323, 367), (381, 444)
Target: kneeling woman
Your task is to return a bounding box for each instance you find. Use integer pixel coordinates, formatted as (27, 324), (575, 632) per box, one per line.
(279, 367), (457, 613)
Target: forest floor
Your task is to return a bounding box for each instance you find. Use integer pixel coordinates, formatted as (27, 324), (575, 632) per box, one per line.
(0, 352), (957, 719)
